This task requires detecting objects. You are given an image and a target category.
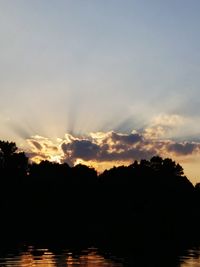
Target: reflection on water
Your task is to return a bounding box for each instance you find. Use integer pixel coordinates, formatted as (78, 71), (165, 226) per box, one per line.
(0, 247), (123, 267)
(180, 248), (200, 267)
(1, 245), (200, 267)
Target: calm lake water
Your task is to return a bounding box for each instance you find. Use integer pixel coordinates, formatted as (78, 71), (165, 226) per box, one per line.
(0, 245), (200, 267)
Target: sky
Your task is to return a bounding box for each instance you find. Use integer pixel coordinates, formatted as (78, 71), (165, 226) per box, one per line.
(1, 0), (200, 183)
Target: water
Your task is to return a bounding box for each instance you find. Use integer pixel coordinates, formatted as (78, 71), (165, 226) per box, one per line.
(180, 249), (200, 267)
(0, 245), (200, 267)
(0, 247), (124, 267)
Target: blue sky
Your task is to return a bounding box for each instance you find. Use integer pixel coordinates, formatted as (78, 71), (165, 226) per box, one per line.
(1, 1), (200, 182)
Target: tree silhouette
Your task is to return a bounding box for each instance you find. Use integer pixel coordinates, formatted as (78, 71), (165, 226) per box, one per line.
(0, 139), (199, 246)
(0, 141), (17, 157)
(0, 141), (28, 178)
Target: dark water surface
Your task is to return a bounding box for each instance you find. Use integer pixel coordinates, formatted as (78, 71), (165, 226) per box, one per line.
(0, 245), (200, 267)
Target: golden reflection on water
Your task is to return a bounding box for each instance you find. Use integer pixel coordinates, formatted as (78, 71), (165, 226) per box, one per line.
(2, 246), (200, 267)
(180, 249), (200, 267)
(0, 247), (123, 267)
(20, 250), (56, 267)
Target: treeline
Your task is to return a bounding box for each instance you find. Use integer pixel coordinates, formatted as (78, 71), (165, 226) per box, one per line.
(0, 140), (200, 246)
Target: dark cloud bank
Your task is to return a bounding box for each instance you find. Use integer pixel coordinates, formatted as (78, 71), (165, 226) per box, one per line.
(58, 131), (200, 165)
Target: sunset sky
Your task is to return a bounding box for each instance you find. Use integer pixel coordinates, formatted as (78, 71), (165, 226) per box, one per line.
(1, 1), (200, 183)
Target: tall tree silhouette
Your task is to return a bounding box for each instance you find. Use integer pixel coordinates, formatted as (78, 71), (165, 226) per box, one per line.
(0, 141), (28, 178)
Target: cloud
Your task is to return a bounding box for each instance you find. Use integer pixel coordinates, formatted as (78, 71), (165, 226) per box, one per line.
(144, 114), (185, 139)
(25, 114), (200, 172)
(61, 139), (99, 161)
(109, 132), (143, 144)
(26, 135), (63, 163)
(30, 140), (43, 150)
(26, 131), (155, 165)
(151, 114), (184, 127)
(167, 142), (199, 156)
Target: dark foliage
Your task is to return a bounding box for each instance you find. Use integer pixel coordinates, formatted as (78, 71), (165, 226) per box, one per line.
(0, 141), (199, 248)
